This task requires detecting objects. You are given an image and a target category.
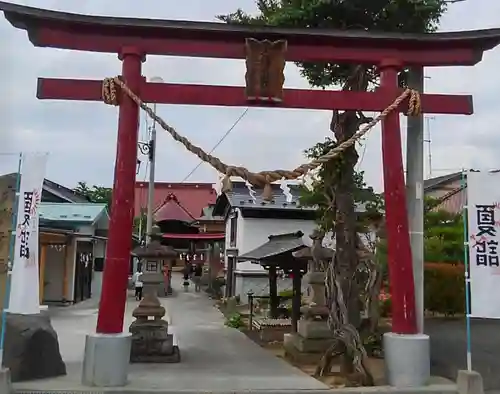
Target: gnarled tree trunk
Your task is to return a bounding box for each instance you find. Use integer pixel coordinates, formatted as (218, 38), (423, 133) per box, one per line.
(315, 68), (374, 385)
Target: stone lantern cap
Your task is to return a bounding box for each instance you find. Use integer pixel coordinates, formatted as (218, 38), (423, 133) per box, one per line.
(131, 241), (177, 260)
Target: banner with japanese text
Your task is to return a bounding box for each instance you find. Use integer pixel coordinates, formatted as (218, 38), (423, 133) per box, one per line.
(467, 170), (500, 319)
(9, 153), (48, 315)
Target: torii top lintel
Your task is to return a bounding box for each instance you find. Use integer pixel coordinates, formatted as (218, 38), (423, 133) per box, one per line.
(1, 1), (500, 67)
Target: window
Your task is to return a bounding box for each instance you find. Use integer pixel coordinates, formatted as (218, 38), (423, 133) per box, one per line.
(229, 210), (238, 247)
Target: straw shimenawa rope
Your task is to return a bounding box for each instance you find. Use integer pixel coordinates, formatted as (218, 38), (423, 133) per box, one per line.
(102, 77), (421, 200)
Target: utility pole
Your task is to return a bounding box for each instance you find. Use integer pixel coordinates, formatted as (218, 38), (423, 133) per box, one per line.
(424, 116), (435, 179)
(145, 76), (162, 245)
(406, 67), (425, 333)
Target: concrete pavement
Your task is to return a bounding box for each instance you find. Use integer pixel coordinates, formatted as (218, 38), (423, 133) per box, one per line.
(426, 317), (500, 392)
(12, 273), (329, 393)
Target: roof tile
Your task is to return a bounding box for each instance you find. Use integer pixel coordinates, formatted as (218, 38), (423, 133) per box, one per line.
(154, 193), (196, 223)
(135, 182), (216, 219)
(39, 202), (108, 223)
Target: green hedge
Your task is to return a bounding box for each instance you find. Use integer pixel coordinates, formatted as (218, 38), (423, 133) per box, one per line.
(424, 262), (465, 316)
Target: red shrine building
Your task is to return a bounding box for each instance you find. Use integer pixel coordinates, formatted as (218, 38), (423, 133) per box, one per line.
(134, 182), (225, 266)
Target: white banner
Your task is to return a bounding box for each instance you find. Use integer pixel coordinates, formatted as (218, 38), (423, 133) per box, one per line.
(9, 153), (48, 315)
(467, 170), (500, 318)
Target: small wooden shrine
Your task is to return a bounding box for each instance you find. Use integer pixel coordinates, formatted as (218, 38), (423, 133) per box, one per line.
(237, 231), (308, 332)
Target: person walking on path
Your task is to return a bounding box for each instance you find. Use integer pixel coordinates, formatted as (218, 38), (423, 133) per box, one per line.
(182, 264), (191, 292)
(132, 269), (144, 301)
(193, 263), (203, 292)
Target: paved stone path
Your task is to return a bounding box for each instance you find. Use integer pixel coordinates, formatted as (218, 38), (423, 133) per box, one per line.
(13, 273), (328, 393)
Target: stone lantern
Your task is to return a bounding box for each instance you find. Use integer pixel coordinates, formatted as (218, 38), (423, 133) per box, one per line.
(129, 226), (180, 363)
(284, 230), (335, 363)
(132, 225), (176, 297)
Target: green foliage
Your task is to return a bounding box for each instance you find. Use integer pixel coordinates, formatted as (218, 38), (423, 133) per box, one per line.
(218, 0), (448, 88)
(218, 0), (451, 237)
(424, 197), (464, 263)
(300, 138), (384, 233)
(225, 313), (245, 329)
(377, 263), (465, 317)
(424, 262), (465, 315)
(278, 289), (294, 298)
(74, 181), (112, 211)
(133, 211), (147, 238)
(376, 197), (465, 268)
(379, 297), (392, 318)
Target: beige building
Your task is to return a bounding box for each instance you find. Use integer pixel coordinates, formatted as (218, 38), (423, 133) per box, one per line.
(424, 172), (465, 214)
(0, 173), (108, 310)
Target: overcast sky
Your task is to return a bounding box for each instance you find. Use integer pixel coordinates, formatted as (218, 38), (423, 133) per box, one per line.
(1, 0), (499, 192)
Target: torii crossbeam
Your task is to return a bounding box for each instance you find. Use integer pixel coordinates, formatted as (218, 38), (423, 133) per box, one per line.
(1, 0), (499, 387)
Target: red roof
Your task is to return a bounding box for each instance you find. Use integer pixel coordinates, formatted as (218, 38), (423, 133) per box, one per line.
(135, 182), (216, 219)
(154, 193), (195, 222)
(162, 232), (225, 240)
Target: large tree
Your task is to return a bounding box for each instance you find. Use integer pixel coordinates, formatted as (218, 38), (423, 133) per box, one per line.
(219, 0), (450, 384)
(74, 181), (112, 210)
(301, 139), (385, 378)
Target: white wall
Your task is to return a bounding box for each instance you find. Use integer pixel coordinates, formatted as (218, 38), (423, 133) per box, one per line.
(224, 208), (246, 251)
(236, 275), (299, 304)
(91, 239), (106, 300)
(74, 225), (94, 236)
(236, 216), (317, 273)
(223, 208), (377, 303)
(94, 240), (106, 258)
(223, 213), (317, 301)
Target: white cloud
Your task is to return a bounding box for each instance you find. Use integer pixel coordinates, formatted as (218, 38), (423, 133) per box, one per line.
(0, 0), (499, 193)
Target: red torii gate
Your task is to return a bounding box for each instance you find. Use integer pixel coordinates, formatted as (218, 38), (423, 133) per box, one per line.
(1, 0), (499, 364)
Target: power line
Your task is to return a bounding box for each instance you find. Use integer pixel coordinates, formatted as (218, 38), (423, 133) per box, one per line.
(356, 140), (368, 171)
(355, 112), (375, 171)
(180, 108), (249, 183)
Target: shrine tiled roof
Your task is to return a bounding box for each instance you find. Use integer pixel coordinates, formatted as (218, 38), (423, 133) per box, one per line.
(237, 231), (306, 262)
(153, 193), (196, 223)
(1, 173), (89, 203)
(424, 172), (462, 191)
(224, 181), (313, 212)
(213, 181), (367, 216)
(39, 202), (108, 224)
(135, 182), (216, 219)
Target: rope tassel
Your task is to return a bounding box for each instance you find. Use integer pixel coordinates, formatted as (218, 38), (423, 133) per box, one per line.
(262, 183), (274, 201)
(221, 174), (233, 194)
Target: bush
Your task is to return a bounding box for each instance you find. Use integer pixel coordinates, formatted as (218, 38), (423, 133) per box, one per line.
(379, 289), (392, 318)
(278, 289), (293, 299)
(225, 313), (244, 329)
(424, 262), (465, 316)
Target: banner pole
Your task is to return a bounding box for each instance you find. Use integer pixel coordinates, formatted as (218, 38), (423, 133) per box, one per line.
(461, 169), (473, 372)
(0, 153), (23, 366)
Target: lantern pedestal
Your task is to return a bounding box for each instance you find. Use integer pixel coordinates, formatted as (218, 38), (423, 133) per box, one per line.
(284, 271), (333, 364)
(129, 292), (180, 363)
(383, 332), (430, 387)
(82, 332), (132, 387)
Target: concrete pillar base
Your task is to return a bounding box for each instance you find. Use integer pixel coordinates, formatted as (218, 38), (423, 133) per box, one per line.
(457, 370), (484, 394)
(0, 368), (12, 394)
(82, 332), (132, 387)
(384, 332), (430, 387)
